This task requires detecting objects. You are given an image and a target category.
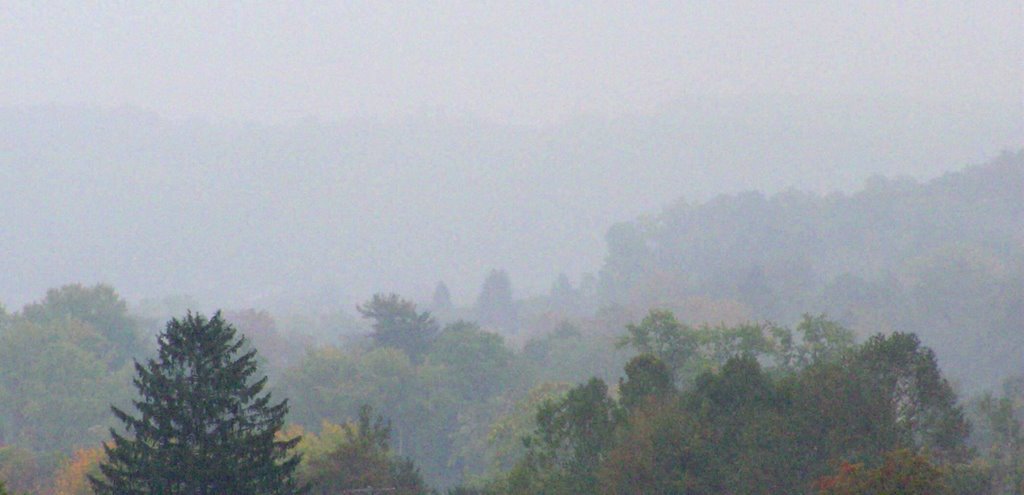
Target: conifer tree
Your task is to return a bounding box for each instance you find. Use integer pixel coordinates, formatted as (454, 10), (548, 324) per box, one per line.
(475, 269), (517, 334)
(357, 293), (438, 363)
(90, 312), (304, 495)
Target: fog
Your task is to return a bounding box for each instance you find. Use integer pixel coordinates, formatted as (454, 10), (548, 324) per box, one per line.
(1, 3), (1021, 310)
(3, 3), (1020, 124)
(4, 4), (1024, 493)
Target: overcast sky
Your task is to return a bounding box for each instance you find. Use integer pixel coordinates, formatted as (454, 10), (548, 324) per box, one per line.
(2, 2), (1020, 126)
(1, 2), (1021, 310)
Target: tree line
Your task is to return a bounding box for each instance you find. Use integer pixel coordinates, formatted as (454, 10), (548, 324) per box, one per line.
(0, 154), (1020, 493)
(3, 284), (1024, 493)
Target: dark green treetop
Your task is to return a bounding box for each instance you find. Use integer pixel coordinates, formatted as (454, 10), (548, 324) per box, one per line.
(90, 312), (304, 495)
(618, 354), (675, 410)
(510, 378), (621, 494)
(303, 405), (428, 495)
(357, 293), (438, 362)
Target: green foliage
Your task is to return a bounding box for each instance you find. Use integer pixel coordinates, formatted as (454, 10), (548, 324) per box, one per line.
(618, 354), (675, 410)
(599, 356), (814, 493)
(281, 344), (461, 487)
(358, 293), (438, 363)
(520, 321), (630, 386)
(697, 321), (775, 367)
(92, 312), (303, 494)
(484, 382), (572, 476)
(597, 400), (709, 494)
(0, 281), (976, 493)
(0, 285), (143, 453)
(0, 318), (132, 452)
(617, 310), (857, 387)
(21, 284), (143, 369)
(508, 378), (620, 494)
(944, 461), (994, 495)
(852, 332), (969, 461)
(966, 376), (1024, 494)
(783, 332), (968, 477)
(444, 487), (492, 495)
(499, 322), (974, 494)
(597, 154), (1024, 390)
(792, 313), (856, 368)
(300, 405), (428, 495)
(686, 356), (804, 494)
(616, 310), (699, 380)
(427, 321), (514, 402)
(0, 446), (58, 494)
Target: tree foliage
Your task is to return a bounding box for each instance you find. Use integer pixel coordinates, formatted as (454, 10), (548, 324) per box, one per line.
(53, 446), (106, 495)
(91, 312), (303, 495)
(297, 405), (428, 495)
(427, 321), (514, 402)
(850, 332), (969, 461)
(505, 378), (620, 494)
(0, 446), (56, 495)
(618, 354), (674, 411)
(475, 269), (517, 334)
(0, 318), (130, 452)
(21, 284), (143, 369)
(616, 310), (698, 380)
(358, 293), (438, 362)
(815, 450), (950, 495)
(504, 311), (972, 494)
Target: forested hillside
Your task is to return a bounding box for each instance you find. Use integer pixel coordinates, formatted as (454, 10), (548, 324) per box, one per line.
(1, 99), (1017, 311)
(1, 153), (1022, 494)
(596, 150), (1024, 390)
(3, 3), (1021, 493)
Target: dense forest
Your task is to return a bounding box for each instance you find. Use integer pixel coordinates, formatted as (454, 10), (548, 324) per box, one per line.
(597, 150), (1024, 391)
(1, 151), (1022, 494)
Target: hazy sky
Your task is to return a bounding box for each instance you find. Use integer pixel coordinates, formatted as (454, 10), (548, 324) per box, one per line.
(2, 2), (1020, 126)
(1, 2), (1021, 311)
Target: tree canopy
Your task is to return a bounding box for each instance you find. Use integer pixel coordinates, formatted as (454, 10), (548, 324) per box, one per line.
(358, 293), (439, 363)
(91, 312), (303, 495)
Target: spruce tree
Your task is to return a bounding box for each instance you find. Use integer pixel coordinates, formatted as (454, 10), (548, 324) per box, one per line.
(90, 312), (304, 495)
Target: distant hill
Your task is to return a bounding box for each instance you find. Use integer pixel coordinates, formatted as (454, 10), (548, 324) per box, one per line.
(598, 150), (1024, 390)
(0, 96), (1018, 312)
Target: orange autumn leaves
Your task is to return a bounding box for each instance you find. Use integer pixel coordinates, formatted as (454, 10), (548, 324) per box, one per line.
(814, 450), (949, 495)
(52, 446), (104, 495)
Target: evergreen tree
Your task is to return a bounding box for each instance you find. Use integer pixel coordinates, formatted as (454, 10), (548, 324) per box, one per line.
(90, 312), (303, 495)
(475, 269), (517, 334)
(357, 293), (438, 363)
(430, 282), (453, 313)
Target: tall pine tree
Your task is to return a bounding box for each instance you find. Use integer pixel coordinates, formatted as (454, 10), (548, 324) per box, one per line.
(90, 312), (304, 495)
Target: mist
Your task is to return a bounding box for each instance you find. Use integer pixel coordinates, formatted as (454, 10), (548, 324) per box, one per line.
(1, 3), (1023, 493)
(0, 98), (1018, 310)
(2, 2), (1021, 309)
